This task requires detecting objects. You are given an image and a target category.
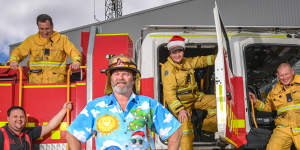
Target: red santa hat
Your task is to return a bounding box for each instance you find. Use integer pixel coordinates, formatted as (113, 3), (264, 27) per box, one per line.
(132, 131), (145, 137)
(167, 35), (185, 52)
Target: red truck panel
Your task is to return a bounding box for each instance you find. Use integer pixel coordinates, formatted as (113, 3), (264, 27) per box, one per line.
(88, 34), (133, 99)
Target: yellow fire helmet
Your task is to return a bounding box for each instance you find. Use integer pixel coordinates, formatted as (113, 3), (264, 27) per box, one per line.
(104, 54), (141, 95)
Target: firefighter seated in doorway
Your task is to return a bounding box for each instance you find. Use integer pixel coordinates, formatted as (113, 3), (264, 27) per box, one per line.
(249, 63), (300, 150)
(9, 14), (82, 84)
(161, 35), (217, 150)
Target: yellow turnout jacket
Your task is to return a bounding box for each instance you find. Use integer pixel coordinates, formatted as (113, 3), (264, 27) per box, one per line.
(255, 75), (300, 134)
(161, 55), (215, 114)
(10, 31), (82, 84)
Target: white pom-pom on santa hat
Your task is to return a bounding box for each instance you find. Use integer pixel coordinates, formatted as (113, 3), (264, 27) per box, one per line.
(167, 35), (185, 52)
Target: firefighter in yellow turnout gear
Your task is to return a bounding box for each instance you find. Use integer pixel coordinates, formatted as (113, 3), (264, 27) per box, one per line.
(9, 14), (82, 84)
(249, 63), (300, 150)
(161, 35), (217, 150)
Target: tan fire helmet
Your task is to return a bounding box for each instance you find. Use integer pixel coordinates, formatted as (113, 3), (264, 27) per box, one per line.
(104, 54), (141, 95)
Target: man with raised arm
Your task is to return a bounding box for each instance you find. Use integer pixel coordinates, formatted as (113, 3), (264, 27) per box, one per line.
(0, 102), (72, 150)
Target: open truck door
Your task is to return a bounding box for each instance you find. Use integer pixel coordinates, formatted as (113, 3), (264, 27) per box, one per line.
(213, 2), (247, 148)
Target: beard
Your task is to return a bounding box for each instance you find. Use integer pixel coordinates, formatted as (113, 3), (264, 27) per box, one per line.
(111, 79), (134, 95)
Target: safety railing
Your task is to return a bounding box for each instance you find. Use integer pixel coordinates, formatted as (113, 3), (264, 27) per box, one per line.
(0, 66), (23, 107)
(66, 66), (87, 150)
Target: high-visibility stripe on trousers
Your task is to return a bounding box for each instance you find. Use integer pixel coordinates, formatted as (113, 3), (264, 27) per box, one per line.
(267, 127), (300, 150)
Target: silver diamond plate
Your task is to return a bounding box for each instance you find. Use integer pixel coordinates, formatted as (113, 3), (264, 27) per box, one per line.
(34, 143), (67, 150)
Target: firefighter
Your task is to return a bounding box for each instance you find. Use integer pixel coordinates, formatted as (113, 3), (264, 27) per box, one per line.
(161, 35), (217, 150)
(66, 55), (182, 150)
(249, 63), (300, 150)
(9, 14), (82, 84)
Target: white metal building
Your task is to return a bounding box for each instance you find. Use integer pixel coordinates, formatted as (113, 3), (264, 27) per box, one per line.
(10, 0), (300, 53)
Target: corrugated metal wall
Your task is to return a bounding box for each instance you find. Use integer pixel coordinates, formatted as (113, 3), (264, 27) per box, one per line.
(10, 0), (300, 57)
(217, 0), (300, 26)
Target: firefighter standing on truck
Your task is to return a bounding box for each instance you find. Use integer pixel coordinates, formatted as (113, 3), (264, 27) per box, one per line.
(9, 14), (82, 84)
(161, 35), (217, 150)
(249, 63), (300, 150)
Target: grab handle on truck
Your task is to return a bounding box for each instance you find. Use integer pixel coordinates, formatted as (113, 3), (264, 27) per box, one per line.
(250, 97), (258, 128)
(66, 66), (87, 150)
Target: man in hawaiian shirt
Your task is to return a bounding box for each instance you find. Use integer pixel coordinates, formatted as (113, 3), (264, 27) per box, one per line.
(66, 55), (182, 150)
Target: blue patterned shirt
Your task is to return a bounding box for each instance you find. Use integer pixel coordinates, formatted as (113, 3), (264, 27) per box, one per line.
(67, 93), (181, 150)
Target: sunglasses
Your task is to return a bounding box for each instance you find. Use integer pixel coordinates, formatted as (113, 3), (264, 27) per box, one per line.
(130, 139), (144, 145)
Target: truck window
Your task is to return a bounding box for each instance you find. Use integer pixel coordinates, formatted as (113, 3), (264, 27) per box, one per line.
(245, 44), (300, 130)
(157, 42), (218, 143)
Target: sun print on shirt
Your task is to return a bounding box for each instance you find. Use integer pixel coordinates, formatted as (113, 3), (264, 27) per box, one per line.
(97, 114), (119, 136)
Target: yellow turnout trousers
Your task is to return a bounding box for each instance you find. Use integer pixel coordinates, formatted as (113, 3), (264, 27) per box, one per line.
(267, 127), (300, 150)
(176, 94), (217, 150)
(194, 94), (217, 133)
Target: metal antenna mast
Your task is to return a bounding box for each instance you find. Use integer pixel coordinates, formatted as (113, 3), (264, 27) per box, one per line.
(105, 0), (123, 20)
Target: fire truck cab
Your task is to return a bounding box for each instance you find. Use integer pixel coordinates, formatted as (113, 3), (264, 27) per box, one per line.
(138, 25), (300, 149)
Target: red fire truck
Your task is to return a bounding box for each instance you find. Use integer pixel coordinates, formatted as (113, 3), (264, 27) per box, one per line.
(1, 6), (300, 150)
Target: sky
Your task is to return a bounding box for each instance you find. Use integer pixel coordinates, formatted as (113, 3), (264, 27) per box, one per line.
(0, 0), (180, 63)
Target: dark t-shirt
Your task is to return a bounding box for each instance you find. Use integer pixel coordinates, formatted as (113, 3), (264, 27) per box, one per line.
(0, 125), (42, 150)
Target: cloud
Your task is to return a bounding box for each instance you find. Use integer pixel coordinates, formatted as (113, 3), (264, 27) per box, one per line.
(73, 129), (87, 142)
(80, 108), (89, 117)
(96, 101), (108, 108)
(91, 109), (100, 118)
(101, 140), (124, 150)
(163, 113), (173, 123)
(123, 0), (180, 14)
(138, 101), (149, 110)
(127, 113), (134, 119)
(109, 106), (121, 113)
(159, 127), (172, 138)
